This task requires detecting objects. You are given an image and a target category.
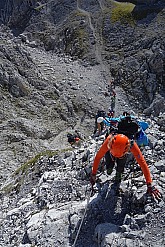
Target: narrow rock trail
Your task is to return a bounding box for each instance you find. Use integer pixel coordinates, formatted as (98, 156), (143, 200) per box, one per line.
(0, 46), (164, 247)
(27, 44), (135, 150)
(0, 41), (135, 188)
(26, 46), (113, 149)
(77, 0), (97, 39)
(0, 2), (165, 246)
(97, 0), (104, 10)
(114, 86), (136, 116)
(77, 0), (110, 83)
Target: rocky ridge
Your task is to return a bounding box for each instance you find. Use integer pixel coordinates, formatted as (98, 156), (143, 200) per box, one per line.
(0, 26), (112, 186)
(0, 0), (164, 183)
(0, 0), (165, 246)
(0, 113), (165, 246)
(1, 0), (165, 110)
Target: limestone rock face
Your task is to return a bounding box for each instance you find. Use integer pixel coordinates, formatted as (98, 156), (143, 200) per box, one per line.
(0, 117), (165, 246)
(0, 2), (165, 246)
(0, 0), (165, 109)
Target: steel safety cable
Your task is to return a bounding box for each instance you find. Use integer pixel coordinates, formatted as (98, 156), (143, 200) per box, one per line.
(72, 187), (93, 247)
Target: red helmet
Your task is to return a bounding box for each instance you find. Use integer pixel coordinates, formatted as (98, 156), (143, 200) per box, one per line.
(109, 134), (130, 158)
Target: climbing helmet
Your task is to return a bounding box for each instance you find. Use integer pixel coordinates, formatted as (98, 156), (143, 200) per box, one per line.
(108, 134), (131, 158)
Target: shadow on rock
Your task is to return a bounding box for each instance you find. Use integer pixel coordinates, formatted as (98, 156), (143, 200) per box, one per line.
(68, 181), (137, 246)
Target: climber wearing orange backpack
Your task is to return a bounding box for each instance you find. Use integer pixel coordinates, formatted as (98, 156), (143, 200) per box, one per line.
(90, 134), (161, 200)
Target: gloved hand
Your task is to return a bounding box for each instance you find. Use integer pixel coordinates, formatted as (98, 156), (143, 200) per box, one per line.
(90, 173), (96, 186)
(147, 183), (162, 201)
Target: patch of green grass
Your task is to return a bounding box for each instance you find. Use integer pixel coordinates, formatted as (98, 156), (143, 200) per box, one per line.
(1, 148), (73, 195)
(14, 148), (72, 176)
(14, 153), (43, 175)
(64, 24), (88, 58)
(111, 1), (136, 25)
(73, 10), (88, 18)
(2, 183), (13, 194)
(34, 3), (46, 11)
(64, 10), (89, 57)
(76, 27), (89, 51)
(103, 0), (135, 25)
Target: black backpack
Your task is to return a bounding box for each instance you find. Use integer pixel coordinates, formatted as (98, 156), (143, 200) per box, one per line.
(97, 110), (106, 118)
(67, 133), (76, 144)
(117, 116), (139, 139)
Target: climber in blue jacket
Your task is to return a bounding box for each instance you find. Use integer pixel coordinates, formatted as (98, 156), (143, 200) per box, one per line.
(97, 112), (149, 147)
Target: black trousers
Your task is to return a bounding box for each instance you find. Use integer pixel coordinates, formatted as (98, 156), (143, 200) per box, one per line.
(104, 151), (127, 173)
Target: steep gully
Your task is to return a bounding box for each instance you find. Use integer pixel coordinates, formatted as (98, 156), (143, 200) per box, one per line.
(76, 0), (111, 85)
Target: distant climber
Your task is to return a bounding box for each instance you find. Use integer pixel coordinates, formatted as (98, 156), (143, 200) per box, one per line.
(117, 113), (149, 147)
(108, 78), (115, 91)
(93, 109), (106, 135)
(112, 89), (116, 98)
(122, 111), (130, 117)
(67, 130), (82, 146)
(90, 133), (162, 201)
(110, 89), (116, 111)
(95, 112), (149, 147)
(94, 109), (117, 136)
(107, 109), (115, 118)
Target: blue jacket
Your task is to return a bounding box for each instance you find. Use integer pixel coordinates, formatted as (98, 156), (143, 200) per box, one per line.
(103, 116), (149, 146)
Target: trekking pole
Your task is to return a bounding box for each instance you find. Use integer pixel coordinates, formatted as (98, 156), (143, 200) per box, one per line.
(72, 187), (93, 247)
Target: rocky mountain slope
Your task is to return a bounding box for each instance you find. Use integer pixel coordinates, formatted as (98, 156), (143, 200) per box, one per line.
(0, 115), (165, 246)
(0, 0), (165, 246)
